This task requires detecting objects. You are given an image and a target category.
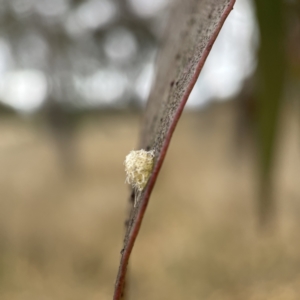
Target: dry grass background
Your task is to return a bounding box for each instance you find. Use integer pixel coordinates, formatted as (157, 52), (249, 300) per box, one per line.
(0, 102), (299, 300)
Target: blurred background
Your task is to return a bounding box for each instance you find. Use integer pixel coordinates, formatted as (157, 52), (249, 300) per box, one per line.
(0, 0), (299, 299)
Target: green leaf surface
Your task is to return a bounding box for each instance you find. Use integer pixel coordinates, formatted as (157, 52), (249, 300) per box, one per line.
(254, 0), (286, 223)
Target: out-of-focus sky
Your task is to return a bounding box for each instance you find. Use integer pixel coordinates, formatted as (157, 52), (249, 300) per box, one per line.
(0, 0), (257, 113)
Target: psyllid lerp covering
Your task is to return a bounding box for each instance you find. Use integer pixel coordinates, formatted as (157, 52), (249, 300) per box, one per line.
(124, 149), (155, 206)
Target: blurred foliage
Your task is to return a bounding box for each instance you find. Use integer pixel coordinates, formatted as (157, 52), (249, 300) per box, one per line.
(0, 0), (163, 112)
(249, 0), (300, 224)
(254, 0), (285, 224)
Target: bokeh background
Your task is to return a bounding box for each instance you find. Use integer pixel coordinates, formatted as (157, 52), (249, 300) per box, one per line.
(0, 0), (299, 299)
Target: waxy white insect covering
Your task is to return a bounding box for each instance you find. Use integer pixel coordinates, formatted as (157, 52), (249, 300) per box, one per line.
(124, 149), (155, 205)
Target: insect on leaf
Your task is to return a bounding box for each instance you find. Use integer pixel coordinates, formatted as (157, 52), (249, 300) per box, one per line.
(114, 0), (236, 299)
